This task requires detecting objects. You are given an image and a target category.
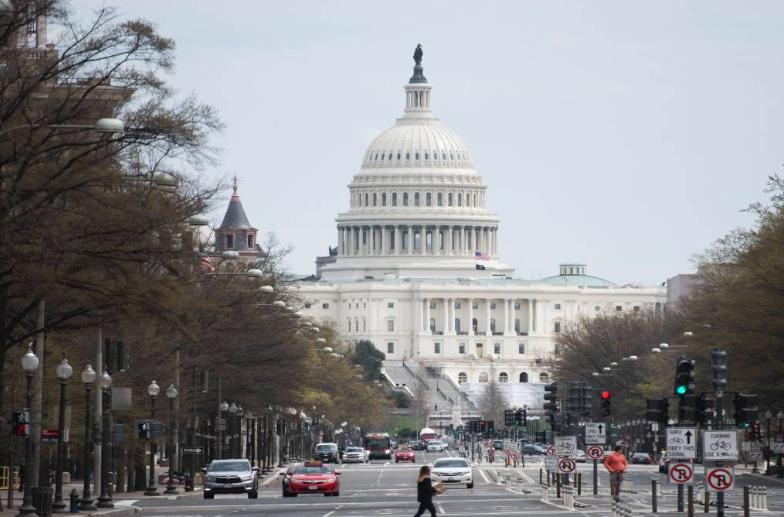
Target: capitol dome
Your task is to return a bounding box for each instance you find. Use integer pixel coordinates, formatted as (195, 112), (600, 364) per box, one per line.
(320, 46), (513, 280)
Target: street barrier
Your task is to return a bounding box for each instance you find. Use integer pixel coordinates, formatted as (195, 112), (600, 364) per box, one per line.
(562, 485), (574, 509)
(541, 483), (554, 502)
(749, 485), (767, 511)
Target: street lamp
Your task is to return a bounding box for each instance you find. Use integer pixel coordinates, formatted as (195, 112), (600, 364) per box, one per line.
(218, 401), (229, 459)
(229, 403), (238, 458)
(78, 364), (97, 511)
(18, 344), (39, 517)
(165, 384), (179, 494)
(778, 411), (784, 478)
(97, 369), (114, 508)
(52, 357), (73, 512)
(144, 380), (160, 496)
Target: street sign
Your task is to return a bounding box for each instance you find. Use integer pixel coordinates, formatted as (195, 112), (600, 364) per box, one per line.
(651, 422), (659, 432)
(668, 462), (694, 484)
(585, 423), (606, 445)
(544, 456), (556, 471)
(771, 442), (784, 454)
(41, 429), (59, 443)
(703, 431), (738, 461)
(666, 427), (697, 459)
(586, 445), (604, 460)
(705, 467), (734, 492)
(555, 436), (577, 457)
(546, 445), (556, 456)
(557, 458), (577, 474)
(182, 447), (204, 454)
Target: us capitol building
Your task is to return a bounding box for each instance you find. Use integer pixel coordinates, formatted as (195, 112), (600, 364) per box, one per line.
(293, 47), (667, 424)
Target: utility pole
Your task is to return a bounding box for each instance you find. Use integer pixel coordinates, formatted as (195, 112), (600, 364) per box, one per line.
(94, 327), (103, 497)
(711, 349), (728, 517)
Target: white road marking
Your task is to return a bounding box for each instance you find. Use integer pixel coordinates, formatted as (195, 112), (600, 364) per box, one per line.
(114, 499), (138, 507)
(437, 501), (447, 514)
(478, 468), (491, 484)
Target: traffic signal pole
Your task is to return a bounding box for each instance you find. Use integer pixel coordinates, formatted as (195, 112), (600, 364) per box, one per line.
(712, 349), (728, 517)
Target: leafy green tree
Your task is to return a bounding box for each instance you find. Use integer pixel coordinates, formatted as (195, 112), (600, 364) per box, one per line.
(352, 339), (385, 381)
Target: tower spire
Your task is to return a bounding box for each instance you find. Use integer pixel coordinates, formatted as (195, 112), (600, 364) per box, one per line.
(410, 43), (427, 84)
(402, 44), (433, 119)
(232, 173), (238, 195)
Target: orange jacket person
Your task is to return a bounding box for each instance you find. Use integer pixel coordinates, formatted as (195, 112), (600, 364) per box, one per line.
(603, 446), (628, 500)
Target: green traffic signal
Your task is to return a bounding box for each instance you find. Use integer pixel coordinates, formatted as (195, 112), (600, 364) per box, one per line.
(675, 385), (688, 396)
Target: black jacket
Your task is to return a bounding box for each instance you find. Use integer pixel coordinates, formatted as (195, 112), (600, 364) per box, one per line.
(417, 477), (436, 503)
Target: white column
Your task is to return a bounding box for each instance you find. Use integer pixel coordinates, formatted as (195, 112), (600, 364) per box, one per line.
(529, 299), (535, 334)
(505, 299), (511, 333)
(395, 226), (401, 255)
(485, 299), (491, 336)
(468, 298), (474, 336)
(447, 226), (453, 255)
(442, 298), (449, 335)
(448, 298), (454, 333)
(425, 298), (431, 333)
(380, 226), (386, 255)
(434, 227), (440, 256)
(347, 227), (353, 256)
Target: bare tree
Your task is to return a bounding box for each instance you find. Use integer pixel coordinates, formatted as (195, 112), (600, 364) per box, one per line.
(479, 378), (507, 427)
(408, 378), (431, 430)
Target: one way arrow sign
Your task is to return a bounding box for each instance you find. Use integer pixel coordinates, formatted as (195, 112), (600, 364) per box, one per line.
(585, 423), (607, 445)
(685, 430), (693, 444)
(667, 427), (697, 459)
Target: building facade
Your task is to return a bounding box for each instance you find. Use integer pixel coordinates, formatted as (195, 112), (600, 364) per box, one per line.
(296, 50), (667, 401)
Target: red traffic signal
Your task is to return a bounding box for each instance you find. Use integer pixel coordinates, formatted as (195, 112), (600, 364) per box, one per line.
(601, 390), (611, 400)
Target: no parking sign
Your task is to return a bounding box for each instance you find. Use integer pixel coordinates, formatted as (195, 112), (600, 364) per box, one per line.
(667, 462), (694, 484)
(705, 467), (734, 492)
(586, 445), (604, 460)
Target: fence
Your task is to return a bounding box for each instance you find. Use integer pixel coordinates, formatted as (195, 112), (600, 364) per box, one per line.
(0, 466), (20, 490)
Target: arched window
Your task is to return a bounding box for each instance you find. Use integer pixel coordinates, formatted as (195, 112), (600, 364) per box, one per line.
(414, 193), (420, 206)
(397, 153), (401, 160)
(373, 193), (377, 206)
(437, 193), (443, 206)
(426, 193), (432, 206)
(472, 318), (478, 333)
(381, 153), (385, 160)
(425, 231), (433, 251)
(414, 230), (421, 250)
(478, 372), (489, 383)
(424, 152), (429, 160)
(499, 372), (509, 383)
(429, 318), (436, 333)
(455, 318), (461, 333)
(473, 193), (477, 207)
(539, 373), (549, 383)
(415, 152), (420, 160)
(392, 193), (397, 206)
(403, 192), (409, 206)
(347, 318), (351, 332)
(519, 372), (529, 383)
(458, 372), (467, 385)
(434, 151), (439, 160)
(382, 193), (387, 206)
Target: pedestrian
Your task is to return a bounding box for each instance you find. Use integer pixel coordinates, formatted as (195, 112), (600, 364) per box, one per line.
(414, 465), (441, 516)
(603, 446), (628, 501)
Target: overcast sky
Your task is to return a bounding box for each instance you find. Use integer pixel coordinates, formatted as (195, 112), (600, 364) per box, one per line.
(76, 0), (783, 284)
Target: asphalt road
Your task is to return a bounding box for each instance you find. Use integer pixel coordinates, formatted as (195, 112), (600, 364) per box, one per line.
(121, 452), (784, 516)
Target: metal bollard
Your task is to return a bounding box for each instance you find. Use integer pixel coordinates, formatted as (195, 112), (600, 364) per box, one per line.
(743, 485), (750, 517)
(611, 499), (619, 516)
(688, 484), (694, 517)
(651, 479), (657, 513)
(577, 472), (581, 496)
(761, 486), (767, 511)
(703, 486), (710, 513)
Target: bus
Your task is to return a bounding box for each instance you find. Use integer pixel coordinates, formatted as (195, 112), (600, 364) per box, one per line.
(363, 433), (392, 460)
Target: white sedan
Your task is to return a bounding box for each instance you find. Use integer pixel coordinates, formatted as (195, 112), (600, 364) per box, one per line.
(430, 457), (473, 488)
(426, 440), (446, 452)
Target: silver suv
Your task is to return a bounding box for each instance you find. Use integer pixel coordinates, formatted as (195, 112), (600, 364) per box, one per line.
(203, 459), (258, 499)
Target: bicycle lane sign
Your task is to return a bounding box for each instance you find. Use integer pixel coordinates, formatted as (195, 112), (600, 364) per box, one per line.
(703, 431), (738, 461)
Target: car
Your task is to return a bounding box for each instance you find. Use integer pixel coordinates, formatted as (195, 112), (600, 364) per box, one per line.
(631, 452), (652, 464)
(573, 449), (587, 463)
(343, 446), (368, 463)
(395, 447), (416, 463)
(314, 442), (341, 463)
(426, 440), (446, 452)
(430, 457), (473, 489)
(281, 461), (341, 497)
(521, 444), (546, 455)
(158, 470), (186, 486)
(493, 440), (504, 450)
(409, 440), (425, 451)
(203, 459), (258, 499)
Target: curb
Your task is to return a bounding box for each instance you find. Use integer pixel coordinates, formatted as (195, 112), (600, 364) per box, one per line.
(740, 471), (784, 485)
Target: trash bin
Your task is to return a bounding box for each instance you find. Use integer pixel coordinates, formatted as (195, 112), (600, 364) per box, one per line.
(32, 486), (54, 517)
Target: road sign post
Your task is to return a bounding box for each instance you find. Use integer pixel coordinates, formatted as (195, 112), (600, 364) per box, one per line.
(586, 445), (604, 496)
(585, 423), (606, 445)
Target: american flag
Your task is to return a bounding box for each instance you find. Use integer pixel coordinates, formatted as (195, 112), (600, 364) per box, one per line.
(475, 250), (490, 261)
(200, 254), (215, 273)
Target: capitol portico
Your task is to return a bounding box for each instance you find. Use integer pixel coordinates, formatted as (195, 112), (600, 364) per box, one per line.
(296, 46), (667, 419)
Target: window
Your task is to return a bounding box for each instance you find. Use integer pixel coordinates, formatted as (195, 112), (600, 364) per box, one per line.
(437, 193), (443, 206)
(595, 305), (601, 312)
(472, 302), (478, 309)
(415, 152), (420, 159)
(472, 318), (478, 333)
(387, 302), (394, 308)
(554, 303), (561, 310)
(362, 319), (366, 331)
(490, 319), (496, 333)
(387, 342), (394, 354)
(455, 302), (461, 309)
(225, 234), (234, 249)
(382, 193), (387, 206)
(304, 302), (311, 309)
(518, 343), (525, 354)
(434, 342), (441, 354)
(424, 153), (428, 159)
(392, 193), (397, 206)
(490, 302), (496, 309)
(539, 373), (549, 383)
(553, 321), (561, 333)
(514, 302), (521, 309)
(458, 193), (462, 206)
(448, 193), (453, 206)
(426, 193), (432, 206)
(458, 342), (466, 354)
(425, 231), (433, 251)
(364, 193), (368, 206)
(494, 343), (501, 355)
(429, 318), (436, 333)
(514, 319), (521, 333)
(397, 153), (401, 160)
(403, 193), (409, 206)
(633, 305), (640, 312)
(414, 231), (421, 250)
(499, 372), (508, 383)
(387, 320), (394, 332)
(519, 372), (528, 383)
(458, 372), (467, 385)
(402, 232), (408, 250)
(415, 193), (420, 206)
(454, 319), (461, 333)
(322, 303), (329, 309)
(406, 153), (410, 160)
(478, 372), (489, 383)
(430, 302), (437, 309)
(615, 305), (623, 312)
(373, 193), (377, 206)
(247, 235), (254, 248)
(347, 319), (351, 331)
(363, 302), (367, 308)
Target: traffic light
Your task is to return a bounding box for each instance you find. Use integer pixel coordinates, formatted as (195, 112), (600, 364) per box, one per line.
(486, 421), (495, 434)
(751, 421), (761, 440)
(600, 390), (612, 418)
(680, 394), (697, 423)
(646, 398), (669, 424)
(710, 349), (727, 392)
(581, 385), (593, 417)
(734, 393), (759, 426)
(543, 383), (559, 425)
(695, 393), (716, 425)
(504, 409), (514, 427)
(674, 356), (696, 396)
(514, 408), (526, 426)
(137, 421), (150, 440)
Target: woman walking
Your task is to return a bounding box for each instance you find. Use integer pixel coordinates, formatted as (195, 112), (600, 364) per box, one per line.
(414, 465), (440, 516)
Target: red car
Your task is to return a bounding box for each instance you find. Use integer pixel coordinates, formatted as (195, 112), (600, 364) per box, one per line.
(395, 447), (416, 463)
(281, 461), (341, 497)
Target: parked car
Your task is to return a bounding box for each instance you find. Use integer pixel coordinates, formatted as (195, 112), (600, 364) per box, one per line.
(203, 459), (258, 499)
(573, 449), (587, 463)
(409, 440), (425, 451)
(631, 452), (652, 464)
(521, 444), (546, 455)
(430, 457), (473, 489)
(158, 470), (186, 486)
(314, 442), (341, 463)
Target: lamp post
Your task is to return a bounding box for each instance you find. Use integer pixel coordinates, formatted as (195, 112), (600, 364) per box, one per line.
(78, 364), (97, 512)
(52, 357), (73, 512)
(765, 410), (773, 475)
(218, 401), (228, 459)
(229, 403), (238, 458)
(165, 384), (179, 494)
(97, 370), (113, 508)
(144, 381), (160, 496)
(237, 405), (244, 459)
(777, 411), (784, 478)
(17, 345), (40, 517)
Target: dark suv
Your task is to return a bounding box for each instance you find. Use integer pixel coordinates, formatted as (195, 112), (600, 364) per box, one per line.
(314, 442), (340, 463)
